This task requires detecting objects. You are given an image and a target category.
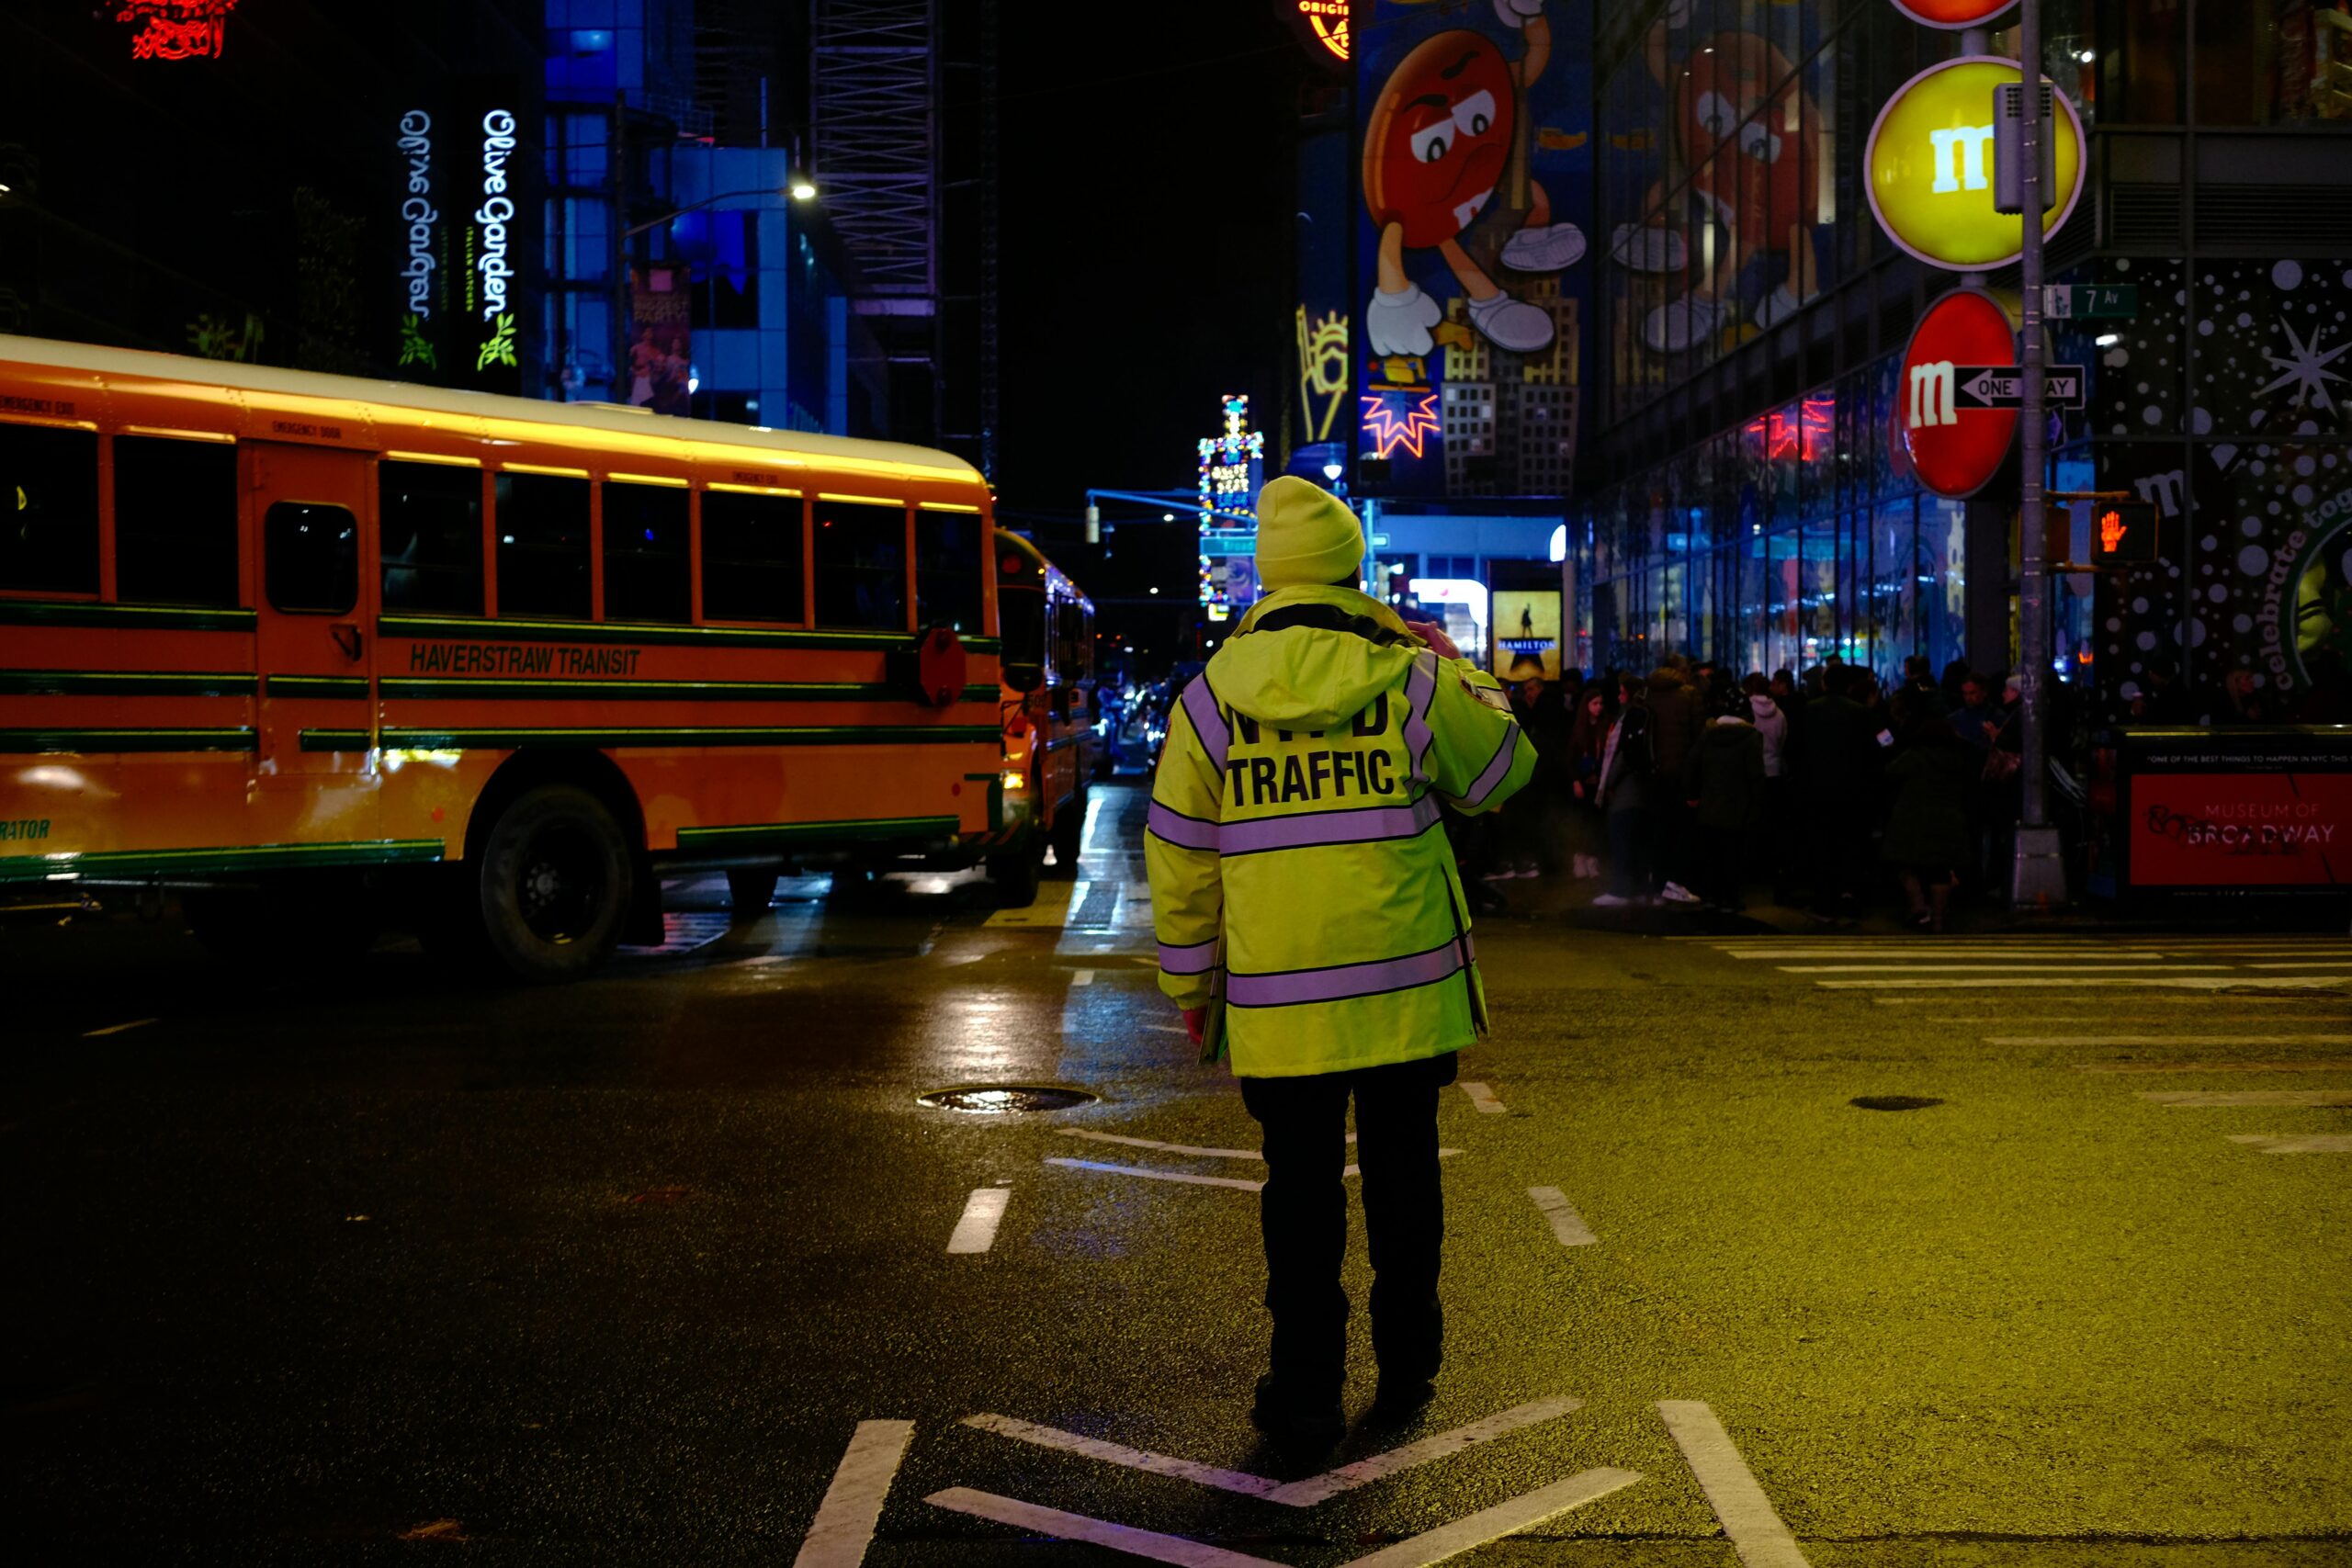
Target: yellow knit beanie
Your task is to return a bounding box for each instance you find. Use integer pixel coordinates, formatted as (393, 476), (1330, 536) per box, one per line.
(1253, 476), (1365, 590)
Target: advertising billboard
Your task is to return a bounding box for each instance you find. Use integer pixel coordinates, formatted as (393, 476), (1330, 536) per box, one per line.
(2121, 729), (2352, 897)
(1354, 0), (1592, 499)
(1493, 587), (1563, 682)
(390, 80), (530, 395)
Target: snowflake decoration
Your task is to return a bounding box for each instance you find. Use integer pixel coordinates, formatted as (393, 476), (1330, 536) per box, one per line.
(2255, 317), (2350, 413)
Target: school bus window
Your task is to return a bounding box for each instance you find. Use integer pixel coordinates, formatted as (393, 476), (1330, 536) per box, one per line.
(379, 459), (483, 615)
(914, 511), (985, 634)
(701, 489), (804, 623)
(264, 502), (358, 614)
(0, 423), (98, 595)
(602, 480), (690, 624)
(115, 435), (239, 608)
(494, 470), (591, 621)
(812, 500), (906, 631)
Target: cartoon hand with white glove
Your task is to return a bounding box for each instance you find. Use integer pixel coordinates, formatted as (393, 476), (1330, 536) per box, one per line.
(1365, 280), (1441, 356)
(1492, 0), (1544, 25)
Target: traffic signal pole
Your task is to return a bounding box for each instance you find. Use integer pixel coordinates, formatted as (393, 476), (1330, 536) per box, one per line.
(2010, 0), (2068, 906)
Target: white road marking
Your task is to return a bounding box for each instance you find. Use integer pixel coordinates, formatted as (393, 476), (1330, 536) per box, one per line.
(1263, 1396), (1586, 1507)
(967, 1399), (1589, 1514)
(958, 1414), (1280, 1499)
(2075, 1059), (2352, 1075)
(1725, 949), (2165, 960)
(926, 1489), (1279, 1568)
(2227, 1134), (2352, 1154)
(83, 1018), (158, 1037)
(1997, 1035), (2352, 1046)
(793, 1419), (916, 1568)
(2138, 1089), (2352, 1108)
(1528, 1186), (1598, 1247)
(1657, 1400), (1811, 1568)
(1342, 1468), (1644, 1568)
(1781, 964), (2229, 975)
(1070, 968), (1097, 987)
(1045, 1156), (1262, 1191)
(1060, 1128), (1262, 1160)
(1460, 1081), (1508, 1114)
(1877, 996), (2340, 1009)
(1820, 976), (2351, 990)
(946, 1187), (1012, 1254)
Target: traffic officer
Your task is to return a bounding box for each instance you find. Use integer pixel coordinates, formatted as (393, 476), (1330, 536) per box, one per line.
(1146, 476), (1535, 1443)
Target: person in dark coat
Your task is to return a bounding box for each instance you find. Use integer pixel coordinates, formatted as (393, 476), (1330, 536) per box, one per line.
(1502, 657), (1577, 877)
(1644, 667), (1706, 904)
(1792, 664), (1881, 917)
(1883, 714), (1978, 931)
(1685, 690), (1767, 911)
(1590, 676), (1656, 907)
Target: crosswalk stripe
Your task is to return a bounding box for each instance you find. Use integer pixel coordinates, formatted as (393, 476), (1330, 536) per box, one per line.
(2138, 1089), (2352, 1107)
(2075, 1059), (2352, 1074)
(1997, 1035), (2352, 1046)
(1819, 976), (2351, 990)
(1780, 964), (2231, 974)
(2226, 1134), (2352, 1154)
(1723, 950), (2171, 960)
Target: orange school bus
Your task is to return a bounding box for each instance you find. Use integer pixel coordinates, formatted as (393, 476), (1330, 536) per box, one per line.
(979, 530), (1101, 903)
(0, 335), (1010, 978)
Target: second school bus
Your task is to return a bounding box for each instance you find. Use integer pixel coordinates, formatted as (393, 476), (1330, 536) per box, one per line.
(0, 335), (1024, 977)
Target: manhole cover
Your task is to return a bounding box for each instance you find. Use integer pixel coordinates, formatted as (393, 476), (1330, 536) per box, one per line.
(918, 1085), (1097, 1114)
(1850, 1095), (1943, 1111)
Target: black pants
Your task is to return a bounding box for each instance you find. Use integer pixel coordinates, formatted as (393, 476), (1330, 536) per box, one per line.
(1238, 1051), (1458, 1402)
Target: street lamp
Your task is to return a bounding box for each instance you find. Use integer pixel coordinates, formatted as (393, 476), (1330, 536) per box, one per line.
(623, 180), (811, 239)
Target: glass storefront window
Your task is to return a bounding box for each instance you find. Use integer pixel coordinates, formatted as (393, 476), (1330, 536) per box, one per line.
(2189, 0), (2351, 124)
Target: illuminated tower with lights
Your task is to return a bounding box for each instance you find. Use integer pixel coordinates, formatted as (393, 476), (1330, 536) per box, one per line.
(1197, 394), (1265, 614)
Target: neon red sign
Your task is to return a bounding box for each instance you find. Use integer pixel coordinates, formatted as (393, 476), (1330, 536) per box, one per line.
(118, 1), (239, 62)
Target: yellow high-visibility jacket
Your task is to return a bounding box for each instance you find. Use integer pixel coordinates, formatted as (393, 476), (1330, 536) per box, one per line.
(1146, 584), (1536, 1077)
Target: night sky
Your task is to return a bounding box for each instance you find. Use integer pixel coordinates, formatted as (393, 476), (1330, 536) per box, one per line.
(992, 0), (1314, 622)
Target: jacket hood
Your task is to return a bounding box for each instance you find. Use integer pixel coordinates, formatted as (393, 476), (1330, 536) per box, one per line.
(1204, 584), (1427, 730)
(1705, 716), (1755, 734)
(1749, 694), (1781, 720)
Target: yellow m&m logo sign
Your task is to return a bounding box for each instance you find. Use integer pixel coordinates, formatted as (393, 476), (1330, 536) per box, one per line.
(1866, 57), (2084, 271)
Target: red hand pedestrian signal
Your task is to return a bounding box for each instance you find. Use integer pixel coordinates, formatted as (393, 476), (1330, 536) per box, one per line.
(2099, 510), (2126, 555)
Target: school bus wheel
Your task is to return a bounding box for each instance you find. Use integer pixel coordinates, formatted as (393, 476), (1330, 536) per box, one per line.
(473, 784), (635, 982)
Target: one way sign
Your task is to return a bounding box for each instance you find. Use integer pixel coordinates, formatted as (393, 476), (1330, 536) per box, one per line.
(1952, 366), (2087, 409)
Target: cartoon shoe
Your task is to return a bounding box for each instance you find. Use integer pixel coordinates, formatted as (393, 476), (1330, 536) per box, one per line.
(1366, 280), (1442, 356)
(1753, 282), (1805, 329)
(1642, 296), (1725, 354)
(1609, 223), (1686, 273)
(1501, 221), (1588, 273)
(1467, 291), (1555, 353)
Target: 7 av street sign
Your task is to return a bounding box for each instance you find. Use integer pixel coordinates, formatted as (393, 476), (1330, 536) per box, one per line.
(1950, 365), (2086, 409)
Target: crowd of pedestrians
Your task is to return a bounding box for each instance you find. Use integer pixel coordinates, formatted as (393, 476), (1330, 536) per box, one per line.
(1475, 654), (2041, 930)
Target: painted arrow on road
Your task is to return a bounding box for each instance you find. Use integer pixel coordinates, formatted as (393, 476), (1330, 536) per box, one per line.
(962, 1396), (1582, 1506)
(928, 1468), (1644, 1568)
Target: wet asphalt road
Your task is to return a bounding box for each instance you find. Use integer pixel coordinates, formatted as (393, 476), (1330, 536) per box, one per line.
(3, 783), (2349, 1565)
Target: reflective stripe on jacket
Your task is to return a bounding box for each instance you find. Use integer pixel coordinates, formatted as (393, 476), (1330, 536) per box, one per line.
(1145, 585), (1536, 1078)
